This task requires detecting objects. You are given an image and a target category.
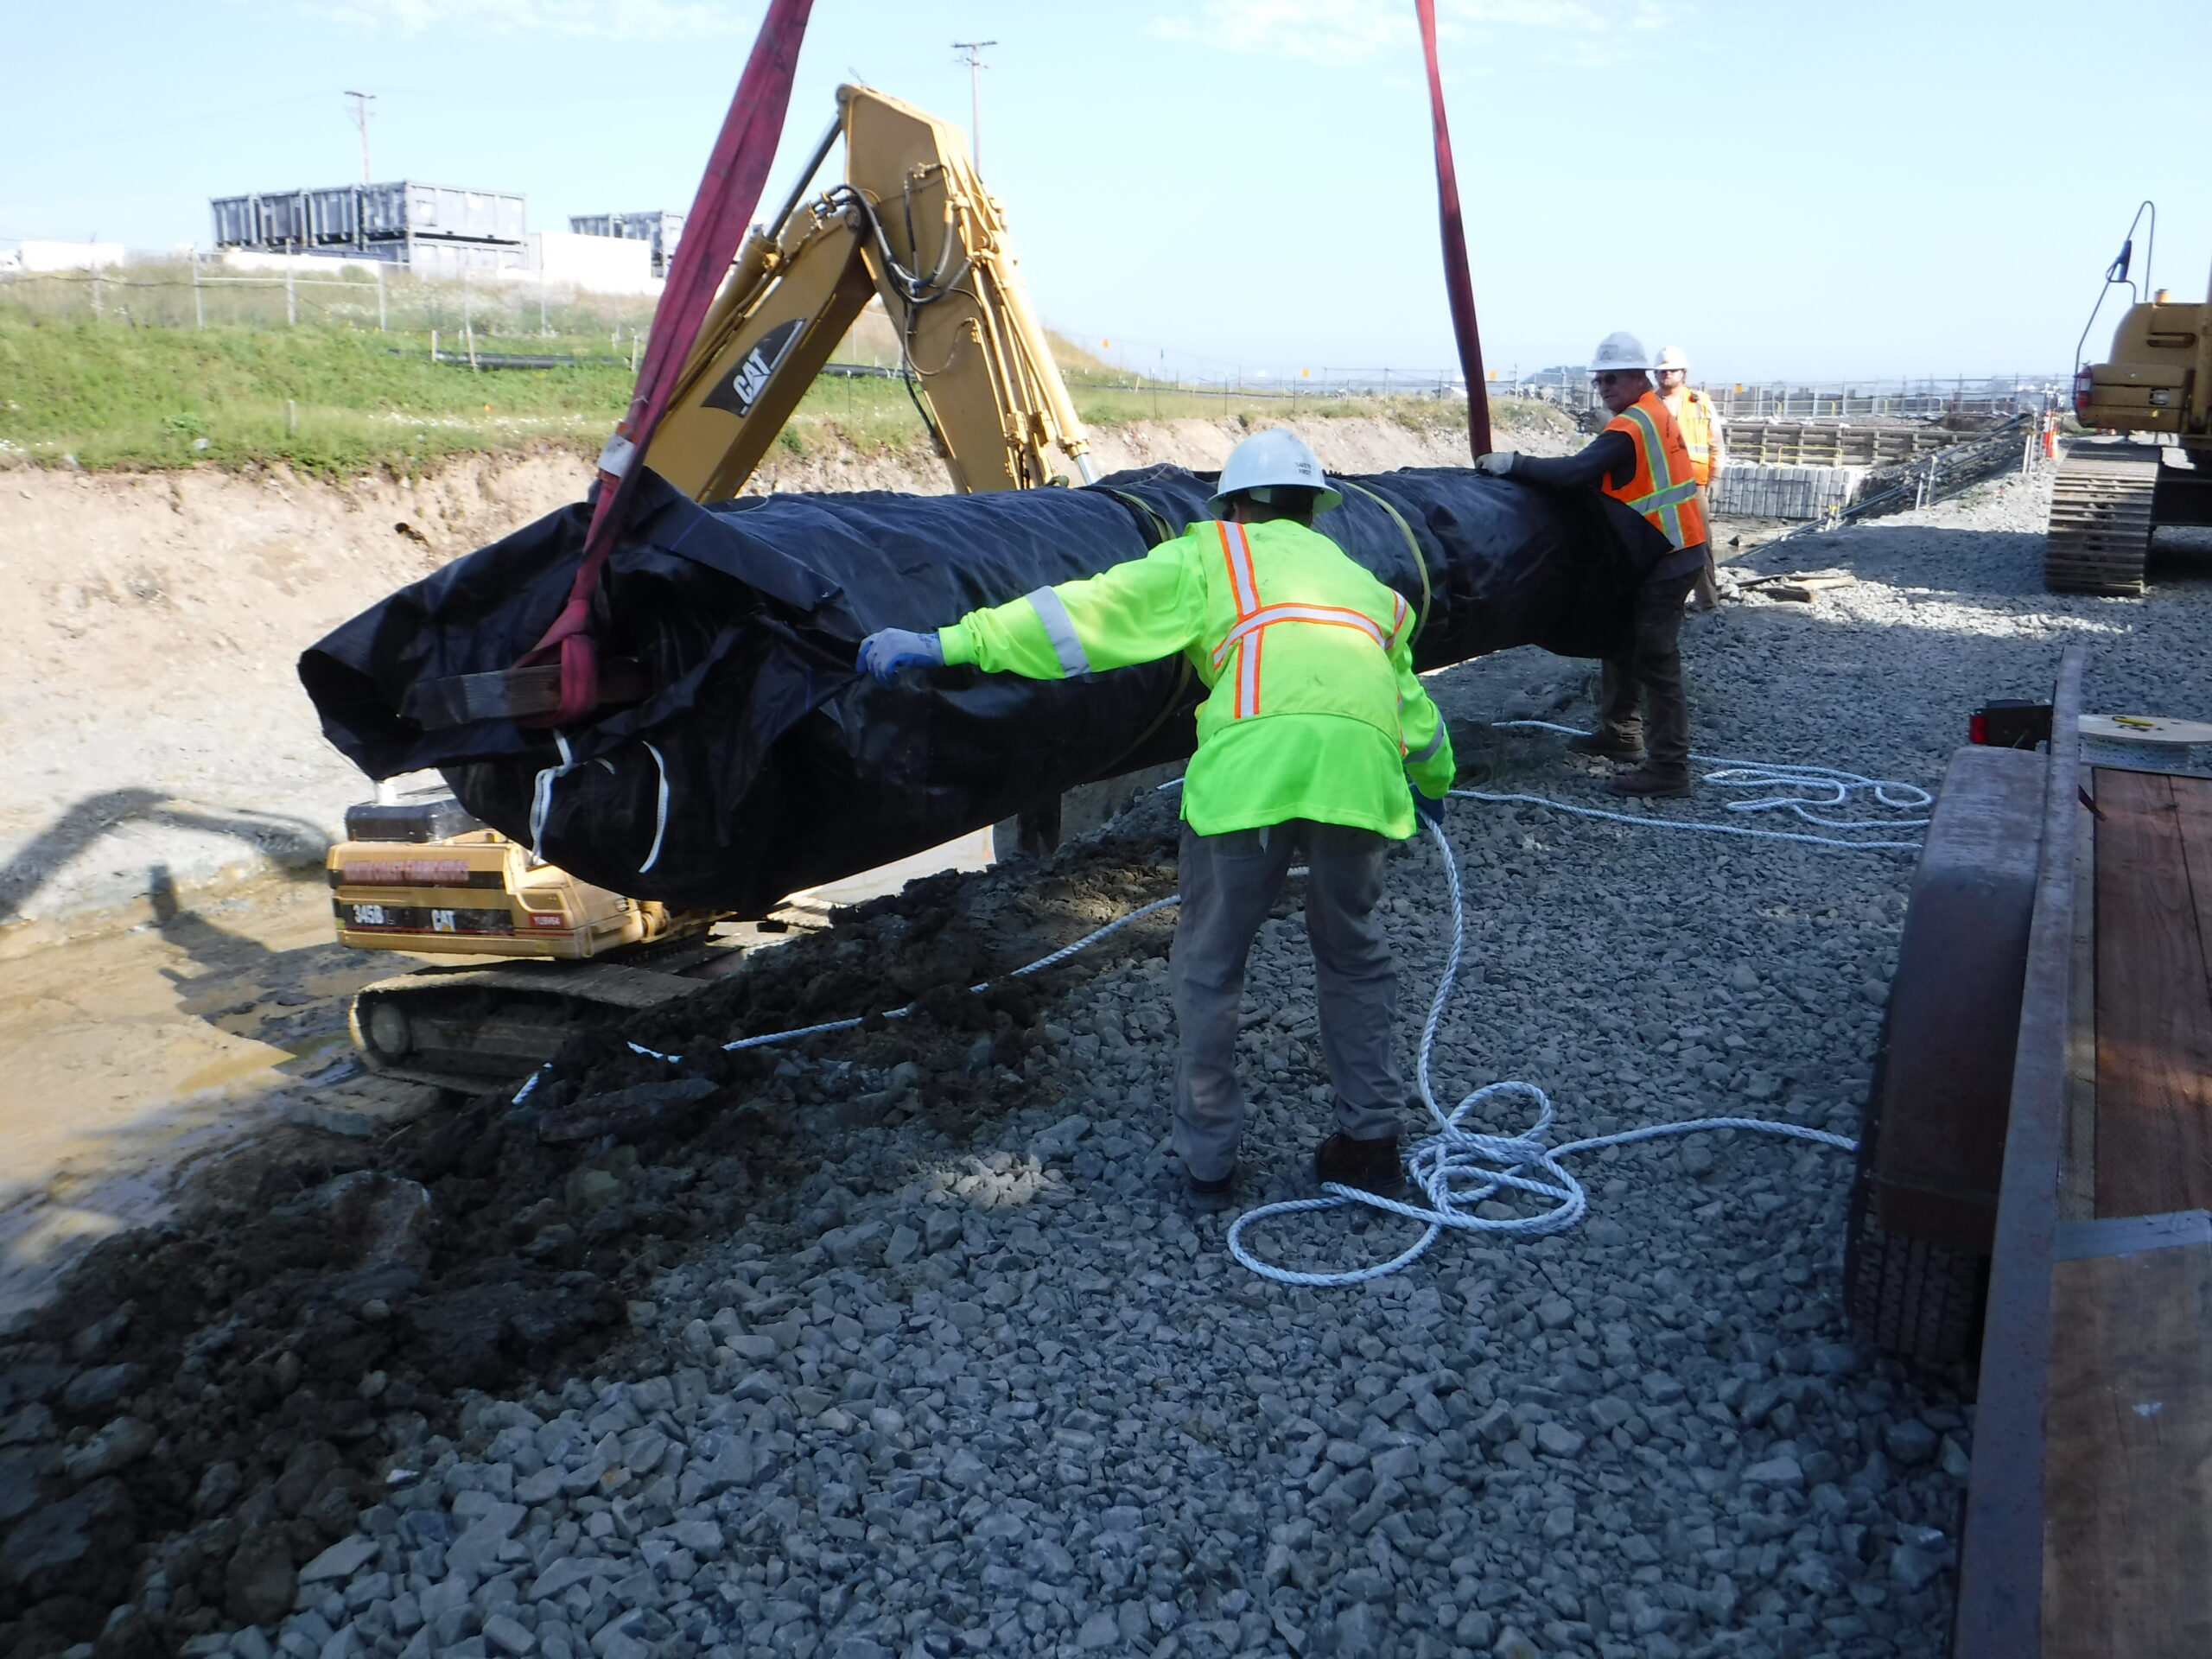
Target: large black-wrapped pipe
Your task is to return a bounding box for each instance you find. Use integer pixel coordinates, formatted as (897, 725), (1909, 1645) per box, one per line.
(300, 463), (1662, 914)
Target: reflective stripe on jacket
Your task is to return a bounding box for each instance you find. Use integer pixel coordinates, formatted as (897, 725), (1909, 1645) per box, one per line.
(937, 518), (1455, 839)
(1605, 390), (1708, 550)
(1662, 385), (1721, 486)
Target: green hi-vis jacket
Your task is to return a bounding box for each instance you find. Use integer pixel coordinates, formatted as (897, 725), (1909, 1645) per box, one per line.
(938, 517), (1456, 839)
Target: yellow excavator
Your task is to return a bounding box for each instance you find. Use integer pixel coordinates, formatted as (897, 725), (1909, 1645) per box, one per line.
(2048, 220), (2212, 594)
(333, 83), (1095, 1090)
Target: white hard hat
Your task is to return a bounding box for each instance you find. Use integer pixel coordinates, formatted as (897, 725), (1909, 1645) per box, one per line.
(1654, 343), (1689, 372)
(1206, 427), (1344, 517)
(1589, 332), (1650, 373)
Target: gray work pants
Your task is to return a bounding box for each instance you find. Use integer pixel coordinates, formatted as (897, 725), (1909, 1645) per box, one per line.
(1170, 820), (1405, 1181)
(1597, 560), (1702, 776)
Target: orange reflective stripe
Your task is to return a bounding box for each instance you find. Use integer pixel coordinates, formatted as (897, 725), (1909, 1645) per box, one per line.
(1210, 603), (1389, 671)
(1216, 521), (1261, 617)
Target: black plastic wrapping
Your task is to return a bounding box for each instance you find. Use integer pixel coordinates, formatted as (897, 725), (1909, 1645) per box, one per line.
(301, 463), (1662, 914)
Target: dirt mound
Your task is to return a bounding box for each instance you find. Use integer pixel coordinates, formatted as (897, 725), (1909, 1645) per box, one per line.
(0, 805), (1181, 1655)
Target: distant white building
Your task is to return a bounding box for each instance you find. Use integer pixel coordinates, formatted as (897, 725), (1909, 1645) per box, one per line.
(529, 232), (662, 297)
(2, 240), (126, 273)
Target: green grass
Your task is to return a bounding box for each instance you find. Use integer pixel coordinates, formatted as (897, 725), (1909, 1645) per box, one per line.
(0, 301), (1570, 479)
(0, 309), (644, 476)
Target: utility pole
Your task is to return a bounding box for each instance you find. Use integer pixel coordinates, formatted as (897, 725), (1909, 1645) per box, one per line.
(345, 90), (376, 183)
(950, 41), (995, 169)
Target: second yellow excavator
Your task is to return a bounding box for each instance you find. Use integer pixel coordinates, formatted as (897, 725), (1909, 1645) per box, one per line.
(2049, 208), (2212, 594)
(332, 82), (1096, 1090)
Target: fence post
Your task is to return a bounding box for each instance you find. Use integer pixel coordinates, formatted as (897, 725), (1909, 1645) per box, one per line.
(192, 253), (203, 329)
(285, 257), (296, 326)
(376, 263), (385, 332)
(430, 328), (438, 364)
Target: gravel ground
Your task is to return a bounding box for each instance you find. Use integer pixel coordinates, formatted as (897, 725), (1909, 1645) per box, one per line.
(5, 468), (2209, 1659)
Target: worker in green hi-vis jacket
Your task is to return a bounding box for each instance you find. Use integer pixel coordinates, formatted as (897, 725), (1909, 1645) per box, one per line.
(859, 428), (1456, 1210)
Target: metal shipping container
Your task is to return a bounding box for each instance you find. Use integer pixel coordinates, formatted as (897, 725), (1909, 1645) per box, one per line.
(213, 181), (527, 257)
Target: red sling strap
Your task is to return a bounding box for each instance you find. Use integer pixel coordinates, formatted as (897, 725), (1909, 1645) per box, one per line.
(516, 0), (816, 727)
(1414, 0), (1492, 459)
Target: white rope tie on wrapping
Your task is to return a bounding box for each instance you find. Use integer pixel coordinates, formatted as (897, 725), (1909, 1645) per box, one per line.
(639, 741), (671, 874)
(1225, 817), (1857, 1286)
(526, 733), (613, 861)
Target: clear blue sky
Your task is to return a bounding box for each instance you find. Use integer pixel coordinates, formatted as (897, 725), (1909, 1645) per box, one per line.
(8, 0), (2207, 380)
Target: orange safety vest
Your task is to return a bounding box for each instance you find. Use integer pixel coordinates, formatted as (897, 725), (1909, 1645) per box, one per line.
(1663, 385), (1718, 486)
(1605, 389), (1707, 550)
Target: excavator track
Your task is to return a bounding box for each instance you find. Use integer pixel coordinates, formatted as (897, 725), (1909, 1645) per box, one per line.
(349, 954), (740, 1094)
(2044, 443), (2161, 595)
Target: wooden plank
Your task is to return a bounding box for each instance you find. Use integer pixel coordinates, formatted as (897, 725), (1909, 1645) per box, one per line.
(2175, 777), (2212, 994)
(2061, 766), (2100, 1222)
(2094, 769), (2212, 1216)
(2044, 1237), (2212, 1657)
(1954, 644), (2087, 1659)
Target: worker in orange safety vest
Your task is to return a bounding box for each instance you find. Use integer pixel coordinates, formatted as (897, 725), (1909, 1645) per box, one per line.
(1655, 344), (1726, 608)
(1471, 331), (1708, 797)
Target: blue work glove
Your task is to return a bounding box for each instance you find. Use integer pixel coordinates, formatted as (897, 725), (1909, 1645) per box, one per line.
(856, 627), (944, 685)
(1410, 785), (1446, 827)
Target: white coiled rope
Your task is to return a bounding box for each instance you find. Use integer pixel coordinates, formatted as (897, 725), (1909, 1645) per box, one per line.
(1225, 817), (1858, 1286)
(1471, 721), (1930, 851)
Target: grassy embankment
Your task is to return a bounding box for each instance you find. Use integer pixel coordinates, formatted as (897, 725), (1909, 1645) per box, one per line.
(0, 304), (1552, 479)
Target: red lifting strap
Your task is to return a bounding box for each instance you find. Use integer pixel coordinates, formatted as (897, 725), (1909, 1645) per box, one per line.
(1414, 0), (1492, 459)
(517, 0), (817, 727)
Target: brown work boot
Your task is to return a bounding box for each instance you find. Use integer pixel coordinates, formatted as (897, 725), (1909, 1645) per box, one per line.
(1313, 1131), (1408, 1198)
(1611, 766), (1691, 798)
(1567, 728), (1644, 763)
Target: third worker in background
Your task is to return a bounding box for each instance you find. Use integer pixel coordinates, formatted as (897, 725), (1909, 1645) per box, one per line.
(1473, 332), (1708, 798)
(1655, 344), (1726, 608)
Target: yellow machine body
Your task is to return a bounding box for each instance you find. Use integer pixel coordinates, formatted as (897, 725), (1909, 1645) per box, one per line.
(2076, 291), (2210, 443)
(326, 831), (701, 960)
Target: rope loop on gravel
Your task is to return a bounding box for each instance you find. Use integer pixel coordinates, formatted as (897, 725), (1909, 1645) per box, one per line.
(1478, 720), (1931, 848)
(1224, 817), (1858, 1287)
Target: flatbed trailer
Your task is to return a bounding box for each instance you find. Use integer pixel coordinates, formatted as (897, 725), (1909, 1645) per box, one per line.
(1858, 645), (2212, 1654)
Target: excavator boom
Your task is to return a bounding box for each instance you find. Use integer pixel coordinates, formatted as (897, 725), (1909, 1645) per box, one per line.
(646, 81), (1095, 500)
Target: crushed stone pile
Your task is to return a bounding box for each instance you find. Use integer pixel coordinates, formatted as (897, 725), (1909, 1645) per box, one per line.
(3, 469), (2205, 1659)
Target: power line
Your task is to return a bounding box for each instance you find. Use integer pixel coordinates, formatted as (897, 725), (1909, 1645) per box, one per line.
(345, 90), (376, 184)
(950, 40), (996, 170)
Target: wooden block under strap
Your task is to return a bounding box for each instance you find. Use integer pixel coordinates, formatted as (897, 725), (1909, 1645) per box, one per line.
(404, 658), (653, 728)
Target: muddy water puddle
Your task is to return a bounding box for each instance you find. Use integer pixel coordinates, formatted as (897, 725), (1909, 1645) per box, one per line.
(0, 829), (999, 1321)
(0, 872), (436, 1319)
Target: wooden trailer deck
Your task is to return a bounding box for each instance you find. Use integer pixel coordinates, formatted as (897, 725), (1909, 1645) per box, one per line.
(1955, 646), (2212, 1656)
